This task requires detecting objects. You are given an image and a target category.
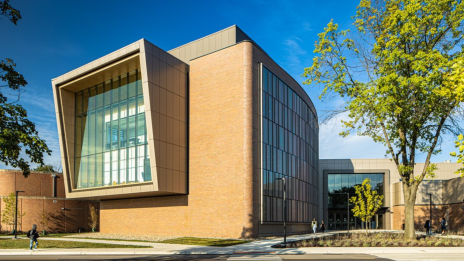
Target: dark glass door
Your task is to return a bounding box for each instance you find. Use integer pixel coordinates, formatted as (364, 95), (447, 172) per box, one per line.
(328, 214), (335, 230)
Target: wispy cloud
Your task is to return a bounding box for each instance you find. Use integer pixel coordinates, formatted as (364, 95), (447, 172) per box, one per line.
(282, 36), (308, 77)
(319, 111), (389, 159)
(302, 22), (313, 32)
(0, 86), (62, 170)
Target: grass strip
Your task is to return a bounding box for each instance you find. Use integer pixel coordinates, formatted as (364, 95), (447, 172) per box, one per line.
(0, 238), (151, 249)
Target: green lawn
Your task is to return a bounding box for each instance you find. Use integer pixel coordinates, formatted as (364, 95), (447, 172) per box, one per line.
(158, 237), (249, 247)
(1, 233), (89, 238)
(0, 238), (151, 249)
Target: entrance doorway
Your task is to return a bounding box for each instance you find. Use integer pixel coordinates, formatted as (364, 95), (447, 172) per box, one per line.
(328, 212), (384, 230)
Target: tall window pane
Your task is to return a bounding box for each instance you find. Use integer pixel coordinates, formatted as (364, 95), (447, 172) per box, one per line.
(75, 69), (151, 189)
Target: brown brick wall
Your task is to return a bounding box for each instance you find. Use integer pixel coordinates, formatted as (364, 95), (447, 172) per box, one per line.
(100, 41), (317, 238)
(101, 42), (258, 238)
(393, 204), (464, 232)
(0, 170), (98, 233)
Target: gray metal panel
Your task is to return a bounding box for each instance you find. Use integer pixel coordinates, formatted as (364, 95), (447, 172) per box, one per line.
(168, 25), (250, 64)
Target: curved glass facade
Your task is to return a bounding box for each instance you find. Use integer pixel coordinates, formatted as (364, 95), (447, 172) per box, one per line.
(261, 65), (319, 223)
(74, 69), (151, 189)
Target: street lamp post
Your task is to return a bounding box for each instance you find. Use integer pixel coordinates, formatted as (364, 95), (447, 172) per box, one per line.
(276, 177), (286, 245)
(61, 207), (67, 233)
(427, 193), (432, 233)
(347, 192), (350, 233)
(14, 190), (25, 239)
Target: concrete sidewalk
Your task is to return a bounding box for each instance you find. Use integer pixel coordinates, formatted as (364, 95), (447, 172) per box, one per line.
(0, 230), (462, 256)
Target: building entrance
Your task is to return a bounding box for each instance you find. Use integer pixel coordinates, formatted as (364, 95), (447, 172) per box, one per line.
(328, 211), (384, 230)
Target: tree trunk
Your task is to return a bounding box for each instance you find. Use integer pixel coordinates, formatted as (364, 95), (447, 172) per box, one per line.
(404, 200), (415, 239)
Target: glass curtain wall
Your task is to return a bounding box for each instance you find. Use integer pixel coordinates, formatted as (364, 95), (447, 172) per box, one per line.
(261, 65), (319, 223)
(74, 69), (151, 189)
(327, 173), (384, 230)
(327, 173), (384, 208)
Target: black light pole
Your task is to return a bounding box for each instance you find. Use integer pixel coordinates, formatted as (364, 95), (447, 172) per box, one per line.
(61, 208), (67, 233)
(14, 190), (25, 239)
(277, 177), (286, 245)
(347, 192), (350, 233)
(427, 193), (432, 229)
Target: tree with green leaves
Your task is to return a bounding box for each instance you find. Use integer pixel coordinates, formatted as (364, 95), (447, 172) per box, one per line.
(450, 134), (464, 177)
(33, 164), (55, 173)
(303, 0), (464, 239)
(449, 59), (464, 176)
(350, 179), (384, 234)
(0, 0), (51, 177)
(1, 192), (26, 232)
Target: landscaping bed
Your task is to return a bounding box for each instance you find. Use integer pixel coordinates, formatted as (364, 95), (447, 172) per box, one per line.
(273, 232), (464, 248)
(158, 237), (250, 247)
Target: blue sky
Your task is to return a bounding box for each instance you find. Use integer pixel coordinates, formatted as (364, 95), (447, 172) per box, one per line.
(0, 0), (458, 169)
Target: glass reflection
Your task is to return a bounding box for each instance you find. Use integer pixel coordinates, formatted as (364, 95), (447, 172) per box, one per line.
(327, 173), (384, 208)
(74, 69), (151, 189)
(261, 66), (319, 223)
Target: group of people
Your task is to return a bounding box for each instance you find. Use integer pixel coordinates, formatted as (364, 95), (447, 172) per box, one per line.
(311, 218), (326, 234)
(424, 217), (448, 236)
(311, 217), (448, 235)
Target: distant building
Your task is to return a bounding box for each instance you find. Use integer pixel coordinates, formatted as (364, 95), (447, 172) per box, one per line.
(319, 159), (464, 232)
(0, 170), (98, 233)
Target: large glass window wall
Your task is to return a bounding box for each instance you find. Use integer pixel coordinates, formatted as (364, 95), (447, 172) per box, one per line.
(327, 173), (384, 230)
(327, 173), (384, 208)
(74, 69), (151, 189)
(261, 66), (319, 223)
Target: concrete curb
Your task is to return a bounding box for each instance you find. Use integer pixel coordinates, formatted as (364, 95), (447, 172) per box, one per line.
(0, 247), (464, 256)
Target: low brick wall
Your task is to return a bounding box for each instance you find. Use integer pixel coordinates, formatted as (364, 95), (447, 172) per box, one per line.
(0, 170), (99, 233)
(393, 203), (464, 233)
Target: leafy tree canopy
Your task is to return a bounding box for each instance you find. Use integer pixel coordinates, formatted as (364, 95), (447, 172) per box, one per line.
(303, 0), (464, 239)
(0, 0), (51, 177)
(33, 164), (55, 172)
(0, 0), (21, 25)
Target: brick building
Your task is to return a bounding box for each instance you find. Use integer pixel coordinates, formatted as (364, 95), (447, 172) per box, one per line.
(51, 25), (319, 238)
(319, 159), (464, 232)
(52, 25), (462, 238)
(0, 169), (99, 233)
(392, 176), (464, 232)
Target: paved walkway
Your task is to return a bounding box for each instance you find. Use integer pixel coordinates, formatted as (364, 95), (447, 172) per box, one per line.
(0, 230), (462, 256)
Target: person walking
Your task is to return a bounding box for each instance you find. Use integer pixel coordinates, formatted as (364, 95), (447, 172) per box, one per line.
(441, 217), (447, 235)
(320, 221), (326, 234)
(26, 224), (39, 250)
(424, 220), (431, 236)
(311, 218), (317, 234)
